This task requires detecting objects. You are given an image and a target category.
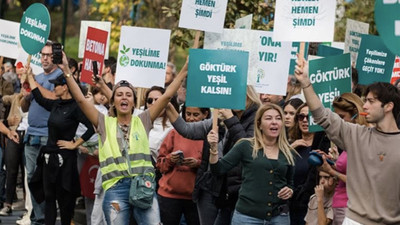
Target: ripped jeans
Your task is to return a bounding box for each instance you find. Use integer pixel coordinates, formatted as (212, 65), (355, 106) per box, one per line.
(102, 178), (160, 225)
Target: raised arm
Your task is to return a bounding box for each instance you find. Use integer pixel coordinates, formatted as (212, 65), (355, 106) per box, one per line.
(294, 57), (323, 111)
(59, 53), (99, 127)
(149, 59), (188, 122)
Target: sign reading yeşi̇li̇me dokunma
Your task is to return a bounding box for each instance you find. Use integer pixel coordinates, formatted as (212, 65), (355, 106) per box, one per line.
(356, 34), (396, 85)
(273, 0), (336, 42)
(19, 3), (50, 55)
(186, 49), (248, 110)
(308, 54), (352, 132)
(116, 26), (171, 88)
(179, 0), (228, 33)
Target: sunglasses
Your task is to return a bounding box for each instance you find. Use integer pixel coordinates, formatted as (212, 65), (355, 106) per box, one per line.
(297, 113), (308, 121)
(146, 98), (158, 104)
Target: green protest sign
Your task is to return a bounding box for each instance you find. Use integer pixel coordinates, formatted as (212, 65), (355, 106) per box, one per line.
(356, 34), (396, 85)
(289, 42), (309, 75)
(317, 45), (343, 57)
(19, 3), (51, 55)
(375, 1), (400, 56)
(308, 54), (352, 132)
(186, 49), (248, 110)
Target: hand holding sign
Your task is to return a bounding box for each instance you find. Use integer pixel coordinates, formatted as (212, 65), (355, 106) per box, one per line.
(294, 56), (310, 88)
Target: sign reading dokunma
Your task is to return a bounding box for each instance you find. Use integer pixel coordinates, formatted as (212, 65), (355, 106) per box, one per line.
(308, 54), (352, 132)
(186, 49), (248, 110)
(19, 3), (50, 55)
(179, 0), (228, 33)
(356, 34), (396, 85)
(0, 19), (20, 59)
(273, 0), (336, 42)
(116, 26), (171, 88)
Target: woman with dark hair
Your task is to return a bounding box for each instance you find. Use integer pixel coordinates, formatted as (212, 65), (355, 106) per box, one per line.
(26, 69), (95, 225)
(144, 86), (179, 164)
(288, 103), (330, 225)
(283, 98), (304, 132)
(156, 105), (210, 225)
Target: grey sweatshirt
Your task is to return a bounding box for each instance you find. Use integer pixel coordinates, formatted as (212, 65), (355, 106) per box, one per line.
(312, 106), (400, 225)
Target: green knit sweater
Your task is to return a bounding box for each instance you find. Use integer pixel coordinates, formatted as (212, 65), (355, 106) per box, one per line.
(210, 140), (294, 220)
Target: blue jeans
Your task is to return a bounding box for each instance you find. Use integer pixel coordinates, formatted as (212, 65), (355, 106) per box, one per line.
(103, 178), (160, 225)
(231, 210), (290, 225)
(25, 135), (47, 225)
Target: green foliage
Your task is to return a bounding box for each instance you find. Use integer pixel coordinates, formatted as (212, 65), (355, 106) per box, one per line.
(335, 0), (377, 41)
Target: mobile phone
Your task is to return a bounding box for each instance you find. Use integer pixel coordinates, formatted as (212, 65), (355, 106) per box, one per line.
(52, 43), (63, 64)
(173, 150), (184, 165)
(92, 60), (99, 81)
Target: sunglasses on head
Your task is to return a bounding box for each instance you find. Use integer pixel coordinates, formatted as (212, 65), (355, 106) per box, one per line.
(146, 98), (158, 104)
(297, 113), (308, 121)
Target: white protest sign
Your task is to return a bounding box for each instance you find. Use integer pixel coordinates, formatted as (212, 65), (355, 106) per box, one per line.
(78, 20), (111, 59)
(251, 31), (292, 95)
(15, 49), (43, 75)
(204, 29), (256, 84)
(116, 26), (171, 88)
(344, 19), (369, 65)
(0, 19), (20, 59)
(235, 14), (252, 29)
(273, 0), (336, 42)
(179, 0), (228, 33)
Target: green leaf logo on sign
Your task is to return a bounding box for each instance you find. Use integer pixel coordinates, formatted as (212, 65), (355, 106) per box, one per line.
(19, 3), (51, 55)
(119, 45), (130, 67)
(375, 0), (400, 56)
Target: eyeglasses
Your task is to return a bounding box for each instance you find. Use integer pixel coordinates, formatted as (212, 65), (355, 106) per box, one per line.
(146, 98), (158, 104)
(41, 53), (53, 58)
(297, 113), (308, 121)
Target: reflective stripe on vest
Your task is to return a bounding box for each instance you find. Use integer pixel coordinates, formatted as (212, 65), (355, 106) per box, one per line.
(99, 115), (152, 191)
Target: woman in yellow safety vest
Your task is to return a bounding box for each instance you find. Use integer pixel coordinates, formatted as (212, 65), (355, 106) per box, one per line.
(59, 52), (187, 225)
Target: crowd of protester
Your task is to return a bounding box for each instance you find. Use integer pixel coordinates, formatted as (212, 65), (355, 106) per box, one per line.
(0, 41), (399, 225)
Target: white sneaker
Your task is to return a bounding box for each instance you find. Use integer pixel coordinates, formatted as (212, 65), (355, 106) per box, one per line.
(16, 213), (31, 225)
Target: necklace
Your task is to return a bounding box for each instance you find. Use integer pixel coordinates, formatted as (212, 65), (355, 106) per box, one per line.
(118, 123), (130, 141)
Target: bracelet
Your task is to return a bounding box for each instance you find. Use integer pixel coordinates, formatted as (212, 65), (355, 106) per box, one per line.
(64, 73), (72, 78)
(302, 82), (312, 89)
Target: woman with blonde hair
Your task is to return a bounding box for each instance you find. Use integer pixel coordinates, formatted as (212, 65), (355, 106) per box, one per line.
(166, 85), (261, 225)
(207, 103), (296, 225)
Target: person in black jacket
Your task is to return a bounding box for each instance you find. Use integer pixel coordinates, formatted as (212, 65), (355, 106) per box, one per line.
(166, 85), (261, 225)
(26, 70), (95, 225)
(288, 103), (330, 225)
